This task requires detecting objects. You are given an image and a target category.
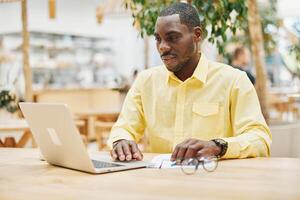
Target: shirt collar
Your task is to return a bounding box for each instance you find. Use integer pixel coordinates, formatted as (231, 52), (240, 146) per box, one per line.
(165, 53), (209, 84)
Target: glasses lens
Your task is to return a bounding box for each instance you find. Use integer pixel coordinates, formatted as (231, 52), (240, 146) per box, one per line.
(180, 158), (198, 175)
(202, 156), (218, 172)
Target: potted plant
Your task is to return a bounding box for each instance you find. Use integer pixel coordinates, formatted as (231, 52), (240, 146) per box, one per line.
(0, 88), (18, 119)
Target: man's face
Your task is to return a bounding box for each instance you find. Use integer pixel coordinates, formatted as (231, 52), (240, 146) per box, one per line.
(154, 14), (199, 72)
(239, 50), (250, 67)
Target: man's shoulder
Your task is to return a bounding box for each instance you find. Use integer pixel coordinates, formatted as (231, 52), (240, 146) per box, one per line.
(208, 60), (244, 80)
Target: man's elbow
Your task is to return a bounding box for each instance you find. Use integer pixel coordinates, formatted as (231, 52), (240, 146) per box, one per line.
(256, 138), (271, 157)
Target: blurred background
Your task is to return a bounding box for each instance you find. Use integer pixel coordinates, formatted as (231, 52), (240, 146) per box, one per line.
(0, 0), (299, 158)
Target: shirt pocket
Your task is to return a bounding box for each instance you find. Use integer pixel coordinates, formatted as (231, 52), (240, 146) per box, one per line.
(192, 102), (224, 139)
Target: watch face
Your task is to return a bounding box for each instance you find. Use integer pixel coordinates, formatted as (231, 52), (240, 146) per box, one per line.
(216, 139), (227, 146)
(213, 139), (228, 157)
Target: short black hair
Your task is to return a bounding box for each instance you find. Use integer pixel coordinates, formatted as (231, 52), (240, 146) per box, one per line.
(233, 47), (247, 59)
(159, 2), (201, 30)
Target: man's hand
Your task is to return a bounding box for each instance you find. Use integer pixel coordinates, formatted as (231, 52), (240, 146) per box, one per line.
(110, 139), (143, 161)
(171, 138), (221, 163)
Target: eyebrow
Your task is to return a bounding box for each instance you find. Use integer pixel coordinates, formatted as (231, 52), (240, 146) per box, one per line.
(165, 31), (181, 36)
(154, 31), (181, 37)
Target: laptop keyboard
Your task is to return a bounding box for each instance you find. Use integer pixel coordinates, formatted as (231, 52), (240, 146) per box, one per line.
(92, 160), (122, 169)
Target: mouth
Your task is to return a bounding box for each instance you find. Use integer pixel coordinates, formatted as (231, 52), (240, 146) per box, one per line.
(161, 54), (176, 60)
(161, 54), (177, 65)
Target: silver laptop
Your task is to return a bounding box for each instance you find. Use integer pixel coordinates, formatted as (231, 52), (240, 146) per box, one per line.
(19, 102), (148, 174)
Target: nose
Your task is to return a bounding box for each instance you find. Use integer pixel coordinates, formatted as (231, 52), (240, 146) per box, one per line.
(158, 40), (171, 54)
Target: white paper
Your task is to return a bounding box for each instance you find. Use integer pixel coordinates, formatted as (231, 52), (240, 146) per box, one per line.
(149, 154), (181, 169)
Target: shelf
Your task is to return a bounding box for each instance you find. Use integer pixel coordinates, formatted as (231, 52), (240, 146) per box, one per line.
(0, 31), (125, 89)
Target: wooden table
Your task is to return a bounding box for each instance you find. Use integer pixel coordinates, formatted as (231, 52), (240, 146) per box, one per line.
(0, 148), (300, 200)
(0, 119), (34, 147)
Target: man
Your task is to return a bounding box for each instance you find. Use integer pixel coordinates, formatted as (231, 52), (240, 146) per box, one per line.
(231, 47), (256, 85)
(108, 3), (271, 163)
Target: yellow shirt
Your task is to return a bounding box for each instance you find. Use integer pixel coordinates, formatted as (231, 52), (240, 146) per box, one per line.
(108, 54), (271, 159)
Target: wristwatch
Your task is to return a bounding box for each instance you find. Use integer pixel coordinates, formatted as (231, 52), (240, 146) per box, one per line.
(211, 138), (228, 158)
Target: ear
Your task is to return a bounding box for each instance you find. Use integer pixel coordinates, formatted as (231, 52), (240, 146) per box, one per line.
(193, 26), (202, 42)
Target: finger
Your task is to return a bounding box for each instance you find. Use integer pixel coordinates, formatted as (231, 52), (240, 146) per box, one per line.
(116, 143), (126, 161)
(171, 144), (180, 161)
(121, 142), (133, 161)
(175, 144), (190, 164)
(110, 148), (118, 161)
(196, 148), (212, 159)
(129, 141), (143, 160)
(171, 139), (192, 161)
(184, 141), (203, 160)
(179, 139), (198, 161)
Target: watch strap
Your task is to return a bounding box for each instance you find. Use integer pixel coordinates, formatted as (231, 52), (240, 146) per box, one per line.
(211, 138), (228, 158)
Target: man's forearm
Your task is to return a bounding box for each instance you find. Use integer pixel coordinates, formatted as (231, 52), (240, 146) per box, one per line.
(107, 128), (136, 149)
(221, 129), (271, 159)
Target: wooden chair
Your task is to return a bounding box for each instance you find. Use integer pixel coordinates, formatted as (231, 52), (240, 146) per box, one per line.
(268, 93), (299, 121)
(0, 119), (35, 148)
(95, 123), (150, 152)
(95, 121), (115, 150)
(0, 118), (87, 148)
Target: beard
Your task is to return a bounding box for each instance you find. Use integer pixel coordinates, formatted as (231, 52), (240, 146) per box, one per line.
(163, 40), (198, 73)
(168, 52), (194, 73)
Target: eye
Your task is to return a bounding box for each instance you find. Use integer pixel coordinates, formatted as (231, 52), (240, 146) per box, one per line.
(155, 36), (161, 43)
(167, 35), (179, 42)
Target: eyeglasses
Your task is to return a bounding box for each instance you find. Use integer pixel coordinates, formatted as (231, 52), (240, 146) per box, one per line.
(180, 156), (218, 175)
(158, 156), (218, 175)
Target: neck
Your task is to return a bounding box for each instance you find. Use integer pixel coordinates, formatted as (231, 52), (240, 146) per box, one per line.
(175, 53), (201, 81)
(232, 60), (245, 68)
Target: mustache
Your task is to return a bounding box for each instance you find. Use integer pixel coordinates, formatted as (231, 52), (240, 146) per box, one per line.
(160, 52), (177, 58)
